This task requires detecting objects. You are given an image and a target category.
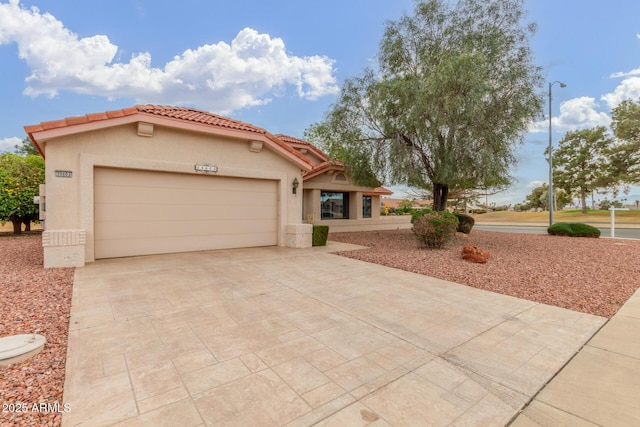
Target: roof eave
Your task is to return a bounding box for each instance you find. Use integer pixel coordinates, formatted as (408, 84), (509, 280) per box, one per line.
(25, 112), (313, 170)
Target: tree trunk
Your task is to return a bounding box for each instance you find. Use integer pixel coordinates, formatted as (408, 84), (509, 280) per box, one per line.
(11, 218), (22, 235)
(23, 219), (31, 231)
(580, 187), (588, 214)
(432, 183), (449, 211)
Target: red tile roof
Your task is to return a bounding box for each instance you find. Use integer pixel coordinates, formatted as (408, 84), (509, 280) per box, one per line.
(24, 105), (267, 136)
(276, 134), (328, 162)
(25, 105), (315, 168)
(275, 134), (312, 146)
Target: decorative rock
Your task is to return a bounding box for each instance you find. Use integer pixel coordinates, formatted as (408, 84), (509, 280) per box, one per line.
(461, 243), (490, 264)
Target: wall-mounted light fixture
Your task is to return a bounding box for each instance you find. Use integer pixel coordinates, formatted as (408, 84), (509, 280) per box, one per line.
(292, 177), (299, 195)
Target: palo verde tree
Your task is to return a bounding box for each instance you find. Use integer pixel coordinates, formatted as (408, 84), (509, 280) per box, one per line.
(0, 153), (44, 234)
(548, 126), (613, 214)
(306, 0), (544, 211)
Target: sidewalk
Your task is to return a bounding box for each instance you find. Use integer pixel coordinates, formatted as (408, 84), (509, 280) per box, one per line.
(511, 288), (640, 426)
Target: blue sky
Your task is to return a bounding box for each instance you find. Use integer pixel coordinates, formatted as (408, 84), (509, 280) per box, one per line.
(1, 0), (640, 205)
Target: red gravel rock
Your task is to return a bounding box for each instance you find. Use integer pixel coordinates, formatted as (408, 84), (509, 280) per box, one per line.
(0, 232), (74, 427)
(330, 229), (640, 319)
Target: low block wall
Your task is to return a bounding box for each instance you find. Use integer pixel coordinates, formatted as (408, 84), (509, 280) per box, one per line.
(315, 216), (412, 233)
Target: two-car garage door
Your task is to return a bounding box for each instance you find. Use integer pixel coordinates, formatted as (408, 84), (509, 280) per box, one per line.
(94, 167), (278, 259)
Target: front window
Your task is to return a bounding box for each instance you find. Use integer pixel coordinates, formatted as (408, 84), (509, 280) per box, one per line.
(363, 196), (372, 218)
(321, 192), (349, 219)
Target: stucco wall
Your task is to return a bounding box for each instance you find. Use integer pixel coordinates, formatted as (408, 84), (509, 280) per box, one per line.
(41, 122), (305, 265)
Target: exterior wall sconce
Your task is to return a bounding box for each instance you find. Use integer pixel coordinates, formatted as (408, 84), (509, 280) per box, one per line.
(292, 177), (299, 195)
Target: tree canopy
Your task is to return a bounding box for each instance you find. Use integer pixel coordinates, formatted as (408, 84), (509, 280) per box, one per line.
(306, 0), (544, 211)
(516, 183), (570, 212)
(0, 153), (44, 234)
(549, 126), (613, 214)
(14, 137), (40, 156)
(610, 98), (640, 184)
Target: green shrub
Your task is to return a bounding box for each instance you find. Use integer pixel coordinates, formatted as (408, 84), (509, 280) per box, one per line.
(312, 225), (329, 246)
(410, 208), (432, 224)
(567, 223), (601, 238)
(548, 222), (600, 238)
(411, 211), (459, 249)
(547, 222), (573, 236)
(454, 213), (475, 234)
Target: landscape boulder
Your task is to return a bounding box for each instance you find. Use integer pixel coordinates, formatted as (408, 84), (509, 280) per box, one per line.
(461, 243), (490, 264)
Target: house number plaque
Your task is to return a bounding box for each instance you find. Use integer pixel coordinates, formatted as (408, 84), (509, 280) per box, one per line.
(54, 170), (72, 178)
(194, 164), (218, 173)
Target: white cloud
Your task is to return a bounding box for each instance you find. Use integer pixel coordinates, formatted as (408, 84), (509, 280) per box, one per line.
(526, 180), (546, 189)
(0, 1), (339, 113)
(610, 68), (640, 78)
(601, 76), (640, 109)
(529, 97), (611, 133)
(0, 136), (22, 153)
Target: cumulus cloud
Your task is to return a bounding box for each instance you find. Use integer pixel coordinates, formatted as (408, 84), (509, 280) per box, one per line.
(0, 0), (339, 113)
(529, 97), (611, 133)
(0, 136), (22, 153)
(601, 76), (640, 109)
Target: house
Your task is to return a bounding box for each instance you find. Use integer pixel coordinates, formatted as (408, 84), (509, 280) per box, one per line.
(26, 105), (406, 268)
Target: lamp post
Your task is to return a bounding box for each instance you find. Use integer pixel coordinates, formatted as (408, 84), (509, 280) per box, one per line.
(548, 80), (566, 226)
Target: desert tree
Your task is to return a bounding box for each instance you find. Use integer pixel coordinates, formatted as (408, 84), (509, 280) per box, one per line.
(306, 0), (544, 211)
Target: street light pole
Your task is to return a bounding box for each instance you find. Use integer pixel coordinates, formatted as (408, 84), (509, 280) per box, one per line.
(548, 80), (566, 226)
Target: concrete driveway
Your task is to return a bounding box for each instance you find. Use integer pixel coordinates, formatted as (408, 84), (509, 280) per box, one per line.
(62, 242), (604, 426)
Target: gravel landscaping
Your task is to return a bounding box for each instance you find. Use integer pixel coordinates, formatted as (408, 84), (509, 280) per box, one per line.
(1, 228), (638, 426)
(330, 229), (640, 319)
(0, 232), (74, 427)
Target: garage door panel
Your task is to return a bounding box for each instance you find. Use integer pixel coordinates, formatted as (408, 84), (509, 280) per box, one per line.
(94, 203), (276, 222)
(96, 233), (277, 259)
(95, 169), (275, 192)
(95, 185), (276, 206)
(94, 168), (279, 259)
(95, 218), (277, 240)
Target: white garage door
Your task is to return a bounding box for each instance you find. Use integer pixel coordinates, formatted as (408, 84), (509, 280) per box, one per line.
(94, 167), (278, 259)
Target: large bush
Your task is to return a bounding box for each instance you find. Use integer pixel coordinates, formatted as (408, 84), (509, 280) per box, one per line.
(411, 211), (459, 249)
(548, 222), (600, 238)
(454, 213), (475, 234)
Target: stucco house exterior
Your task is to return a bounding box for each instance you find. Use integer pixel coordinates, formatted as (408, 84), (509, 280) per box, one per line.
(26, 105), (404, 268)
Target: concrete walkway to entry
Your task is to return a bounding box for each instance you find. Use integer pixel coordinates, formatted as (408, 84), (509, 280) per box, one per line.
(62, 243), (605, 426)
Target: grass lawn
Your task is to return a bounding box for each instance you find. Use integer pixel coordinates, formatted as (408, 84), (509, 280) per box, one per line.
(472, 210), (640, 225)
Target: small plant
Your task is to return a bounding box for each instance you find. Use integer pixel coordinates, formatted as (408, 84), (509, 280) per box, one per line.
(312, 225), (329, 246)
(454, 213), (475, 234)
(411, 211), (459, 249)
(396, 199), (414, 215)
(548, 222), (600, 238)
